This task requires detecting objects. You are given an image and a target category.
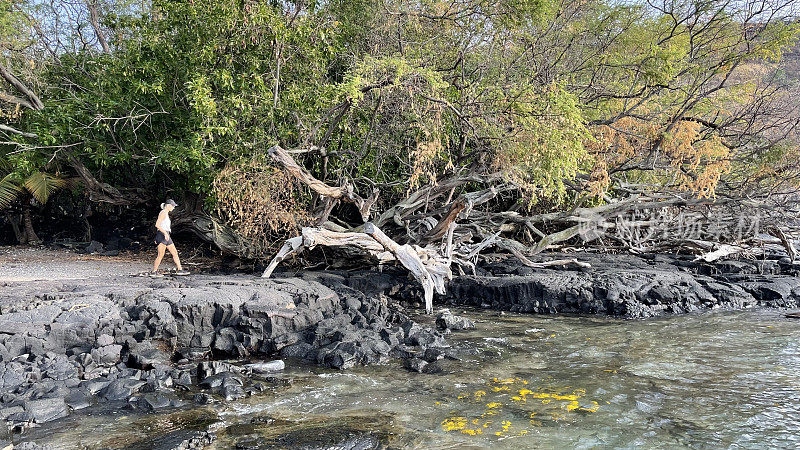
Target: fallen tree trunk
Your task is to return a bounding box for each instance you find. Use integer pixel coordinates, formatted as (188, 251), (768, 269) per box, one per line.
(694, 243), (745, 262)
(65, 154), (148, 206)
(262, 223), (451, 313)
(173, 211), (259, 259)
(259, 141), (800, 312)
(365, 222), (451, 313)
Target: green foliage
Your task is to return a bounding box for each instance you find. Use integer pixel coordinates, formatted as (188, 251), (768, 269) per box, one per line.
(22, 171), (66, 204)
(0, 156), (68, 209)
(492, 83), (591, 203)
(2, 0), (800, 246)
(0, 173), (22, 209)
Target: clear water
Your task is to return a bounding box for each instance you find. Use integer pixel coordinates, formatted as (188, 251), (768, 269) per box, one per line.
(21, 309), (800, 449)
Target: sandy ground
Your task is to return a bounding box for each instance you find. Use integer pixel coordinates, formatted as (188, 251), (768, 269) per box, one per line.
(0, 246), (182, 281)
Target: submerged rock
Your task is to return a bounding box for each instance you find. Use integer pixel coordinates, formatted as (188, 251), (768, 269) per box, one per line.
(436, 310), (475, 331)
(247, 360), (285, 373)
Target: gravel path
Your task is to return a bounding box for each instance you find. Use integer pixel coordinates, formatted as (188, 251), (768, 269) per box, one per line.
(0, 246), (156, 282)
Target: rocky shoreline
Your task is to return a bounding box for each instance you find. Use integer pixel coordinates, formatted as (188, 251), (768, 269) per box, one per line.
(445, 252), (800, 317)
(0, 273), (454, 445)
(1, 250), (799, 446)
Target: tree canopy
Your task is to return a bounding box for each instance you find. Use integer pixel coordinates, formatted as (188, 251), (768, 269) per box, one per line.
(1, 0), (799, 257)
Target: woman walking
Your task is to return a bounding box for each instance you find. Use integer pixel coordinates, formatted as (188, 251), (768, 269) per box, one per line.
(151, 199), (189, 277)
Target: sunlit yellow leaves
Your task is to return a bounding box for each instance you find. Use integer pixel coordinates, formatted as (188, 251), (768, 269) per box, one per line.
(662, 121), (731, 198)
(441, 416), (467, 431)
(439, 377), (602, 439)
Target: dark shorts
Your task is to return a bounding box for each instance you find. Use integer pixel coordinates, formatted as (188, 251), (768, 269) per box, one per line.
(154, 231), (173, 246)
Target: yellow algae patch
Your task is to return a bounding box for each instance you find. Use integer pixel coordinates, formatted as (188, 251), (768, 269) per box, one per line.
(438, 377), (603, 439)
(492, 377), (517, 384)
(579, 401), (600, 413)
(495, 420), (513, 436)
(530, 392), (580, 401)
(441, 417), (467, 431)
(564, 401), (580, 411)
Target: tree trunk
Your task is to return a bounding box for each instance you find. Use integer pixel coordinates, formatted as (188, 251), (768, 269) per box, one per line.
(172, 211), (258, 258)
(7, 213), (25, 244)
(22, 201), (40, 245)
(85, 0), (111, 53)
(82, 201), (92, 242)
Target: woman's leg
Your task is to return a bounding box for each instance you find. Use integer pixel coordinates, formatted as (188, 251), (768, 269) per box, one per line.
(167, 244), (183, 271)
(153, 243), (166, 271)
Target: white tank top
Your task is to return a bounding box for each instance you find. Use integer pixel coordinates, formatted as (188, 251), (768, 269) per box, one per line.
(159, 215), (171, 233)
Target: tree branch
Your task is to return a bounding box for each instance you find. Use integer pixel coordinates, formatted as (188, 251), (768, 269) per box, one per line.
(0, 63), (44, 110)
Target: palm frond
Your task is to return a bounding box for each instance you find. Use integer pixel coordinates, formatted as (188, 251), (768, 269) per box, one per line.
(23, 172), (67, 205)
(0, 157), (12, 177)
(0, 174), (22, 210)
(64, 176), (84, 190)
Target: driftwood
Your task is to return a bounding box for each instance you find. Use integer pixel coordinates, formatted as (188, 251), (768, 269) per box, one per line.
(261, 236), (304, 278)
(173, 212), (258, 258)
(694, 244), (745, 262)
(262, 223), (450, 313)
(267, 145), (379, 222)
(769, 226), (797, 262)
(65, 154), (147, 206)
(365, 222), (450, 313)
(260, 145), (800, 313)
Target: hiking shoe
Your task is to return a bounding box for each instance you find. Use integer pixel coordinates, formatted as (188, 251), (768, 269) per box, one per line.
(149, 271), (164, 278)
(175, 270), (190, 276)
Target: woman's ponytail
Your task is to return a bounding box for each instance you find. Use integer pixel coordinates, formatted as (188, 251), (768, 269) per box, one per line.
(160, 203), (166, 209)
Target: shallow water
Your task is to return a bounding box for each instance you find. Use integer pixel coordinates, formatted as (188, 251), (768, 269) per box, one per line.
(23, 308), (800, 449)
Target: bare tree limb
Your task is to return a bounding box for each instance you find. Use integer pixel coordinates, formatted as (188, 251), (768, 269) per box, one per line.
(267, 145), (379, 221)
(0, 124), (37, 138)
(85, 0), (111, 53)
(0, 63), (44, 110)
